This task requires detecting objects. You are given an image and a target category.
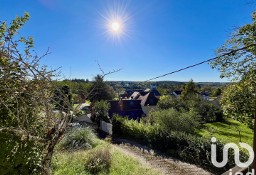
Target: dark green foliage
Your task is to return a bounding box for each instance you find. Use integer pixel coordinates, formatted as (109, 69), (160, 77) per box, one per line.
(187, 97), (223, 122)
(58, 127), (99, 151)
(92, 100), (111, 124)
(53, 85), (72, 112)
(112, 115), (248, 173)
(212, 88), (222, 97)
(84, 147), (111, 174)
(88, 75), (115, 102)
(112, 114), (126, 137)
(0, 132), (42, 175)
(53, 80), (92, 103)
(157, 95), (187, 111)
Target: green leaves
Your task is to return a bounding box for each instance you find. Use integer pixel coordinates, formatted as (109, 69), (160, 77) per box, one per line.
(152, 109), (201, 134)
(93, 100), (110, 123)
(9, 12), (30, 37)
(211, 12), (256, 81)
(211, 11), (256, 126)
(221, 72), (256, 127)
(0, 12), (60, 174)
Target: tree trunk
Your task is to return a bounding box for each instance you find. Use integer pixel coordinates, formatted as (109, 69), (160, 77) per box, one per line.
(41, 127), (66, 175)
(41, 142), (55, 175)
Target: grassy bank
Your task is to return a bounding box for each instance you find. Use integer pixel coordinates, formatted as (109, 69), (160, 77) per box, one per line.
(53, 143), (159, 175)
(52, 126), (159, 175)
(197, 118), (253, 145)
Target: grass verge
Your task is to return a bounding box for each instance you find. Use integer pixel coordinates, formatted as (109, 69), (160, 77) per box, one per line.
(53, 143), (159, 175)
(53, 125), (159, 175)
(197, 118), (253, 145)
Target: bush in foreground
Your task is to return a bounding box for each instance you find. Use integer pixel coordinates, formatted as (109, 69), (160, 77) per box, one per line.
(84, 146), (111, 174)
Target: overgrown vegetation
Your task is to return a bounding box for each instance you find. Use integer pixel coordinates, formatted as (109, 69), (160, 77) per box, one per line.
(84, 146), (111, 174)
(0, 13), (74, 174)
(112, 115), (248, 173)
(0, 13), (122, 174)
(53, 127), (159, 175)
(148, 109), (200, 134)
(157, 93), (223, 123)
(58, 127), (100, 151)
(53, 146), (159, 175)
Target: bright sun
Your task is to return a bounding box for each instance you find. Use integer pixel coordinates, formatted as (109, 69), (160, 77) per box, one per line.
(100, 1), (131, 41)
(111, 22), (120, 32)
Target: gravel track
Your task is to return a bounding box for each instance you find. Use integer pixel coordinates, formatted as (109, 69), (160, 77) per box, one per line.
(113, 138), (213, 175)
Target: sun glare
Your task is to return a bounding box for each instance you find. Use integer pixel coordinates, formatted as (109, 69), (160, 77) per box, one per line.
(111, 22), (121, 32)
(98, 1), (131, 42)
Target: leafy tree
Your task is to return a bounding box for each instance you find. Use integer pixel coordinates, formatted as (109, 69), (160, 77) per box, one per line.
(181, 79), (198, 100)
(186, 96), (223, 122)
(220, 73), (255, 128)
(211, 12), (256, 169)
(157, 95), (186, 111)
(0, 13), (120, 175)
(54, 80), (92, 102)
(212, 88), (222, 97)
(0, 13), (75, 174)
(88, 74), (115, 102)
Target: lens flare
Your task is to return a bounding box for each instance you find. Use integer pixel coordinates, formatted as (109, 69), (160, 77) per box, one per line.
(111, 22), (121, 32)
(98, 1), (132, 43)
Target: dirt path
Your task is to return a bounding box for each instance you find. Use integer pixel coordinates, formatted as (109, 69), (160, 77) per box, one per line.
(113, 139), (213, 175)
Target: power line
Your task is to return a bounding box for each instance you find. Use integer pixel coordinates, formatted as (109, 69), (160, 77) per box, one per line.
(145, 44), (256, 82)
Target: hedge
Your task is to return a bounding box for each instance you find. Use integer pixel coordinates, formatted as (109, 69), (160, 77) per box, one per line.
(112, 115), (248, 174)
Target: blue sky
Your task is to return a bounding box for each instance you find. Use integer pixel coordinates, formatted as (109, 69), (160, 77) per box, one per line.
(0, 0), (255, 82)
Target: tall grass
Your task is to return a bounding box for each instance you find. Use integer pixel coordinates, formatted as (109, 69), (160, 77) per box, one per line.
(52, 143), (159, 175)
(53, 126), (159, 175)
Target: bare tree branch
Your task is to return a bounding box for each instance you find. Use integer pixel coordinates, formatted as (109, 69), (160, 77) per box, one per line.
(96, 61), (122, 78)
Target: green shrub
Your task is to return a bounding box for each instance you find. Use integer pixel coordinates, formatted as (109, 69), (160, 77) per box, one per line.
(157, 95), (223, 123)
(92, 100), (111, 124)
(157, 95), (176, 110)
(187, 98), (223, 122)
(112, 114), (127, 137)
(152, 109), (200, 134)
(58, 127), (99, 151)
(84, 146), (111, 174)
